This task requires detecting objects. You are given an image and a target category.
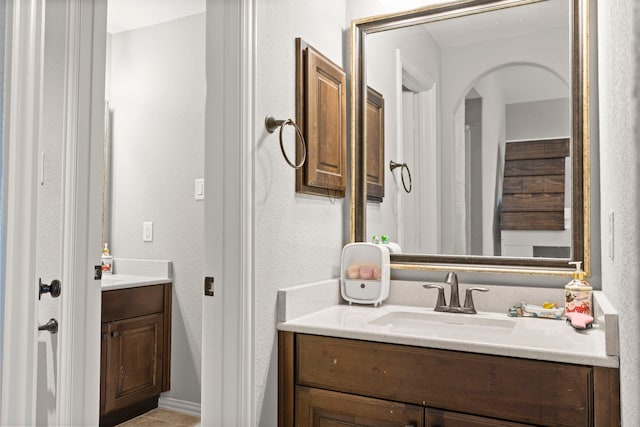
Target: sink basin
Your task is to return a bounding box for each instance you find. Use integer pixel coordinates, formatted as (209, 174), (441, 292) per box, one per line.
(368, 310), (516, 340)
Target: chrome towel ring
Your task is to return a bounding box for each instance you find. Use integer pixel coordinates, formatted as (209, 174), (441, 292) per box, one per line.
(389, 160), (412, 193)
(265, 115), (307, 169)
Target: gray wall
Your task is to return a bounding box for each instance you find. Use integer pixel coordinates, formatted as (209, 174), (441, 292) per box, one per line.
(254, 0), (347, 423)
(108, 13), (205, 404)
(598, 0), (640, 424)
(505, 98), (570, 140)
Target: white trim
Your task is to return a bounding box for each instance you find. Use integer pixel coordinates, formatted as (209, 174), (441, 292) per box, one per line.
(202, 0), (255, 425)
(56, 0), (107, 425)
(158, 396), (201, 417)
(239, 0), (255, 424)
(395, 50), (439, 253)
(0, 0), (45, 424)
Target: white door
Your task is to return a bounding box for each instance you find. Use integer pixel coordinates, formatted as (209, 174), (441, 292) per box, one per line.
(1, 0), (107, 425)
(201, 0), (254, 425)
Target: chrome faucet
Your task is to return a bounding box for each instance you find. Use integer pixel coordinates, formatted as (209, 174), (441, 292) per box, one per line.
(445, 271), (460, 309)
(423, 272), (489, 314)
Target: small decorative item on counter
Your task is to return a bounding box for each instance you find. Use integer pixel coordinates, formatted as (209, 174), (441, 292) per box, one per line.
(508, 302), (564, 319)
(564, 261), (592, 316)
(341, 242), (390, 306)
(565, 312), (594, 330)
(371, 234), (402, 253)
(101, 243), (113, 275)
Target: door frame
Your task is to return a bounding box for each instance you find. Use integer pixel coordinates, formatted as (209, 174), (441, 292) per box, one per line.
(1, 0), (106, 425)
(1, 0), (45, 423)
(202, 0), (255, 424)
(56, 0), (107, 425)
(395, 50), (439, 253)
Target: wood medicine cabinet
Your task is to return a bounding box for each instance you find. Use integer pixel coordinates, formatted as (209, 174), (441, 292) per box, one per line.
(295, 38), (347, 198)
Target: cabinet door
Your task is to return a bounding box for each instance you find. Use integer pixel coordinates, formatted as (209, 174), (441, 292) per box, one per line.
(103, 313), (164, 414)
(296, 386), (423, 427)
(426, 408), (533, 427)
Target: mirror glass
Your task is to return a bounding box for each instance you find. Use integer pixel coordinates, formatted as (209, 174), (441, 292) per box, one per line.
(351, 0), (589, 273)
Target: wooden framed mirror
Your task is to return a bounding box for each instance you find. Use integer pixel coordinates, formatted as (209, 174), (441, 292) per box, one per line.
(350, 0), (591, 276)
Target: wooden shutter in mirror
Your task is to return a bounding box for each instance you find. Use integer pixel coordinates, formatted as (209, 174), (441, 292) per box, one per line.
(366, 87), (385, 202)
(295, 38), (346, 198)
(501, 138), (570, 230)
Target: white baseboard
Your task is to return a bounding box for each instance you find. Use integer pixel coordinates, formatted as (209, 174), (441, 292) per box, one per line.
(158, 396), (201, 417)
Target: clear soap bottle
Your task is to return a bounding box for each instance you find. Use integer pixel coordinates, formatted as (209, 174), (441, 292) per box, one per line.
(101, 243), (113, 275)
(564, 261), (592, 316)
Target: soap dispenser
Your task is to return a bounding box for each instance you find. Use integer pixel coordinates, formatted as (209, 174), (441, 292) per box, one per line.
(101, 243), (113, 275)
(565, 261), (592, 316)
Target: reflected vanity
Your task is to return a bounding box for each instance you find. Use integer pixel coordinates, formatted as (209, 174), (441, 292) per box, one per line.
(350, 0), (591, 275)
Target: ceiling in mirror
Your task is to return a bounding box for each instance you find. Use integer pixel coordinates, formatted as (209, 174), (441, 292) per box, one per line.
(350, 0), (590, 275)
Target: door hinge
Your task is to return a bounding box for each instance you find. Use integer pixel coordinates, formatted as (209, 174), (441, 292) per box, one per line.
(204, 276), (214, 296)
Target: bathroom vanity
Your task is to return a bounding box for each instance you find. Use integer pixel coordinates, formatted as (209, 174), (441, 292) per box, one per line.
(280, 332), (618, 427)
(99, 262), (172, 427)
(277, 281), (620, 427)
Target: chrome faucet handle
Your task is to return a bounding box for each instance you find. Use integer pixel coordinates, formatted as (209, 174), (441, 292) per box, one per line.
(422, 284), (447, 312)
(444, 272), (460, 308)
(463, 287), (489, 314)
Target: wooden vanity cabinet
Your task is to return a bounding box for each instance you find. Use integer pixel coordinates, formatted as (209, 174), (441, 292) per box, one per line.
(279, 332), (620, 427)
(100, 283), (172, 427)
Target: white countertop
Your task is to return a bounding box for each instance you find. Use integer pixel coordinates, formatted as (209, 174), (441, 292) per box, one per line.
(277, 280), (619, 368)
(101, 258), (172, 291)
(101, 274), (171, 291)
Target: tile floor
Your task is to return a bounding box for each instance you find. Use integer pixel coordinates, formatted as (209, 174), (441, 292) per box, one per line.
(116, 408), (200, 427)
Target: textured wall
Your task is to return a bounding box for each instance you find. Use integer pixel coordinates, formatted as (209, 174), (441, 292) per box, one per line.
(254, 1), (347, 424)
(597, 1), (640, 425)
(108, 13), (204, 404)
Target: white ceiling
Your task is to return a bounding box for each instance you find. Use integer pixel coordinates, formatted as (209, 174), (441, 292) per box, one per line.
(426, 0), (569, 48)
(107, 0), (206, 34)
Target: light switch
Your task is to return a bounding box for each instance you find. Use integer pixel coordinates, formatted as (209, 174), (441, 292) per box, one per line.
(195, 179), (205, 200)
(143, 221), (153, 242)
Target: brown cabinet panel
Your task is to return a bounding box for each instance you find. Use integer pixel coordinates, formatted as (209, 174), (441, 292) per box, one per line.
(295, 38), (346, 198)
(426, 408), (533, 427)
(102, 284), (164, 322)
(103, 313), (164, 414)
(100, 283), (172, 426)
(296, 334), (592, 427)
(366, 86), (385, 201)
(296, 386), (424, 427)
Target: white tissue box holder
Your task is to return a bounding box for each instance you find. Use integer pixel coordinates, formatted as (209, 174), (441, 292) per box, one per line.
(340, 242), (390, 306)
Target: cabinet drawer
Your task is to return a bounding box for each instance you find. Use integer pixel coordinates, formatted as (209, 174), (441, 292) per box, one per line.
(102, 284), (166, 322)
(296, 386), (423, 427)
(296, 334), (592, 427)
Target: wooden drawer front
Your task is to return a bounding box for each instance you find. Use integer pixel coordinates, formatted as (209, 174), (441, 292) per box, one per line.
(297, 335), (592, 427)
(296, 386), (424, 427)
(102, 284), (166, 322)
(426, 408), (533, 427)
